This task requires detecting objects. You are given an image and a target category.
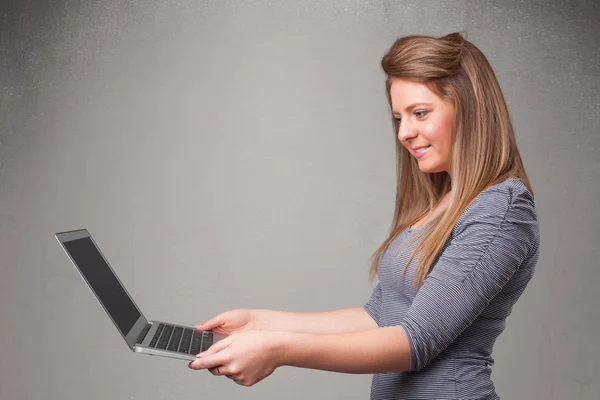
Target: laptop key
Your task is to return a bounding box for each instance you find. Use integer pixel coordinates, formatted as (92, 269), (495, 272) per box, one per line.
(155, 324), (174, 350)
(201, 332), (213, 352)
(149, 323), (165, 348)
(190, 330), (202, 355)
(178, 328), (193, 353)
(167, 327), (184, 352)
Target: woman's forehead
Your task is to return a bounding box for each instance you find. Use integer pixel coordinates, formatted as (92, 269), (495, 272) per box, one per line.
(390, 79), (448, 110)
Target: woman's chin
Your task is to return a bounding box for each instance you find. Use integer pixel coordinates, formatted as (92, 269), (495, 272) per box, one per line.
(417, 162), (447, 174)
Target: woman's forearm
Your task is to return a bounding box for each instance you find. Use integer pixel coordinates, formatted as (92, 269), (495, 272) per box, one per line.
(275, 326), (411, 374)
(254, 307), (377, 334)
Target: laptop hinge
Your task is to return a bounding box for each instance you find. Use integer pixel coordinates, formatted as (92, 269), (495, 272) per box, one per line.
(136, 322), (152, 344)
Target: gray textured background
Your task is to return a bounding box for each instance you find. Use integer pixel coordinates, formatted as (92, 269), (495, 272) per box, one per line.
(1, 0), (599, 399)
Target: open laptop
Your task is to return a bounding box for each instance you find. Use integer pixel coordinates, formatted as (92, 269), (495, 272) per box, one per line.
(55, 228), (226, 361)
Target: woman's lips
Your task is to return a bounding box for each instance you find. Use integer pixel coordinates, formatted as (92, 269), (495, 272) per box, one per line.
(414, 145), (431, 158)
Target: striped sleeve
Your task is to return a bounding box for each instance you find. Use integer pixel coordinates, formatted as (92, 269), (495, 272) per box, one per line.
(397, 184), (539, 372)
(363, 282), (382, 327)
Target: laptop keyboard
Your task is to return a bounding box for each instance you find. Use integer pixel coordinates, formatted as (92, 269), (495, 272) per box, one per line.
(147, 323), (213, 354)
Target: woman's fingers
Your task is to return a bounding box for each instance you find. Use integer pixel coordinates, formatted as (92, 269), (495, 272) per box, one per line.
(189, 335), (234, 370)
(195, 313), (225, 331)
(188, 350), (229, 370)
(197, 335), (232, 358)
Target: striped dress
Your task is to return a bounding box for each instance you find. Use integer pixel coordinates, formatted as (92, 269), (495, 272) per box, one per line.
(363, 176), (540, 399)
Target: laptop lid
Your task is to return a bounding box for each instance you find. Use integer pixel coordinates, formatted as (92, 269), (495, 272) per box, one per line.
(55, 229), (149, 350)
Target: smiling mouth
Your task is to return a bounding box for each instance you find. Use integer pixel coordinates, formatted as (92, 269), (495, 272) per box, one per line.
(413, 145), (431, 158)
(414, 146), (431, 153)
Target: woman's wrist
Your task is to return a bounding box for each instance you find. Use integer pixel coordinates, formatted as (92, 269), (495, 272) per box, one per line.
(250, 309), (275, 331)
(272, 330), (296, 368)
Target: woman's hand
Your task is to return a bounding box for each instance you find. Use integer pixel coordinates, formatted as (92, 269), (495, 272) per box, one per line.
(194, 309), (261, 335)
(188, 330), (287, 387)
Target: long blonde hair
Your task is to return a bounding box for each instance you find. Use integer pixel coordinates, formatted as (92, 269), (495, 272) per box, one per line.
(369, 32), (534, 287)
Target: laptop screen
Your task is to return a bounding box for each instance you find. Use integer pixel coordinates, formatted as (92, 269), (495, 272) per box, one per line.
(62, 237), (141, 336)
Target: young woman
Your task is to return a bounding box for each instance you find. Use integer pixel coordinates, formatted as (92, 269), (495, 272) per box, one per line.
(189, 32), (540, 400)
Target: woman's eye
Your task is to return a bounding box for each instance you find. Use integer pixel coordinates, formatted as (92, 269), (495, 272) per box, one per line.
(394, 111), (427, 123)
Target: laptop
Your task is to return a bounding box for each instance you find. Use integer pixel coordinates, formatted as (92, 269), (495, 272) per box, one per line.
(55, 228), (226, 361)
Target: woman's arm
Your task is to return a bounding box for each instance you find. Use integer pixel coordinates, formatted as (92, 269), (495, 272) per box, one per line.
(196, 306), (379, 336)
(276, 326), (410, 374)
(255, 307), (378, 334)
(189, 326), (410, 385)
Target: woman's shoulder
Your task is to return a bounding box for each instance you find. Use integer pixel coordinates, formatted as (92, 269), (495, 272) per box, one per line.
(447, 176), (540, 271)
(481, 175), (533, 199)
(454, 176), (538, 233)
(472, 175), (534, 211)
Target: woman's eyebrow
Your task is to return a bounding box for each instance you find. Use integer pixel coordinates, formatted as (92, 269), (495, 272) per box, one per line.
(392, 102), (434, 116)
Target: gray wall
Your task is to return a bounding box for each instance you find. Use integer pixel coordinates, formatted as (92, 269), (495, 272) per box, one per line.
(1, 0), (599, 399)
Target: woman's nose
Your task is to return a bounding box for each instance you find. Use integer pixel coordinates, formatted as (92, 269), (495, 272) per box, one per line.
(397, 120), (417, 142)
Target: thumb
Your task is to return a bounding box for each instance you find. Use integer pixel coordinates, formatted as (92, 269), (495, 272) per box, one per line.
(197, 334), (233, 358)
(195, 313), (225, 331)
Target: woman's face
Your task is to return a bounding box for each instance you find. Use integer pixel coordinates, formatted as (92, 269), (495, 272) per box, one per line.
(390, 78), (455, 175)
